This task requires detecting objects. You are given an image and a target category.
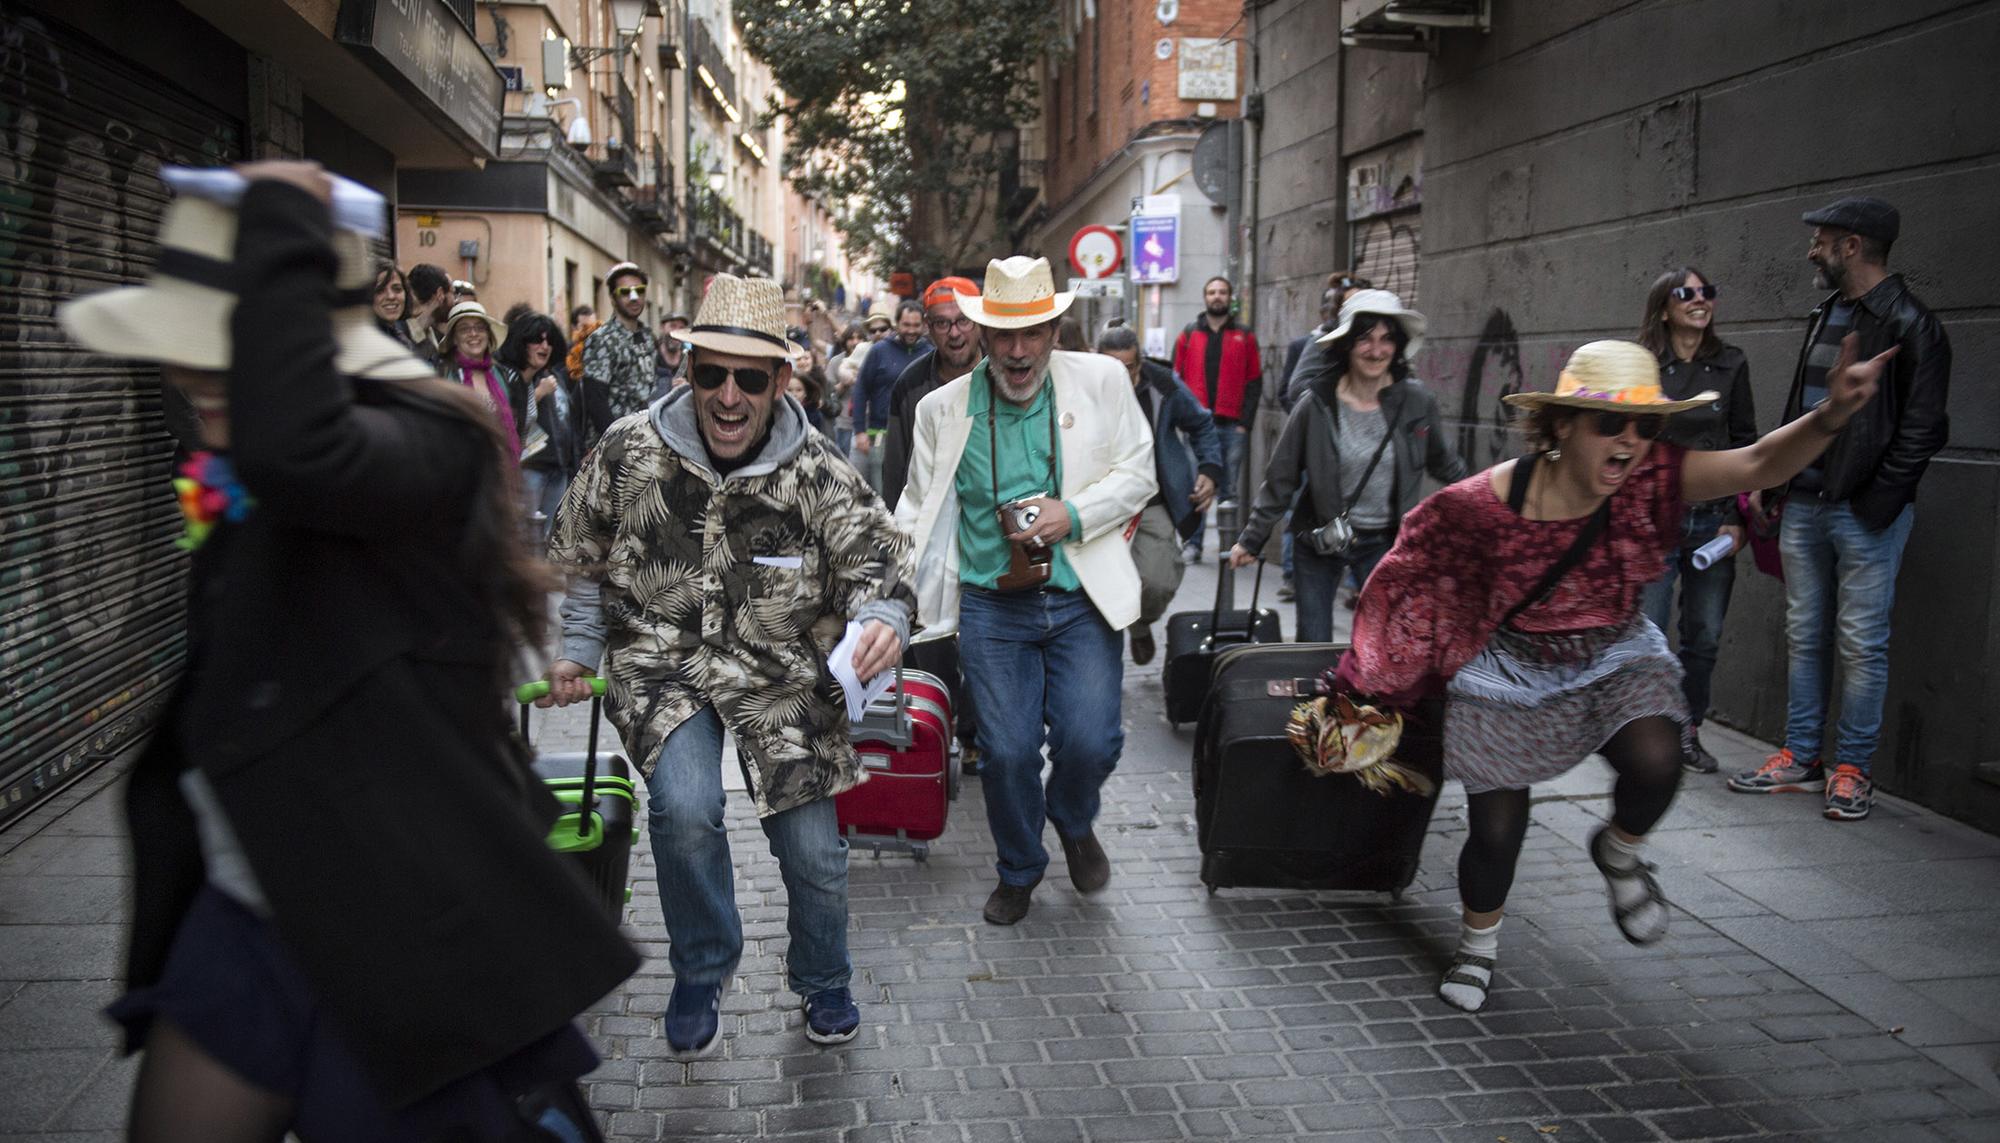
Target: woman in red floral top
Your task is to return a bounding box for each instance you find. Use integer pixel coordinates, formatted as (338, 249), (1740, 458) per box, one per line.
(1334, 338), (1894, 1012)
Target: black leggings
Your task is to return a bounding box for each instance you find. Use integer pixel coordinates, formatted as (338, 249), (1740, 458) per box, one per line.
(1457, 715), (1683, 914)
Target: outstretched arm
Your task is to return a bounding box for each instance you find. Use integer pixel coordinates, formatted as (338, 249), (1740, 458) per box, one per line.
(1682, 333), (1892, 504)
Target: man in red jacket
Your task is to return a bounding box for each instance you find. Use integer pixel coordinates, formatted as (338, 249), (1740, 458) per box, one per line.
(1173, 276), (1261, 559)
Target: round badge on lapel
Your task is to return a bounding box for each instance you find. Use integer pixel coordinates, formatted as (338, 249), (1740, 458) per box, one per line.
(1060, 412), (1075, 429)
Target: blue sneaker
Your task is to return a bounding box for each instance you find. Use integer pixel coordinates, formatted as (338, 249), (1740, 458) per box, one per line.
(663, 980), (723, 1058)
(804, 987), (861, 1045)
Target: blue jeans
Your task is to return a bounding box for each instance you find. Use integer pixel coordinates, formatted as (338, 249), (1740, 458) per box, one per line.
(645, 706), (851, 995)
(1291, 528), (1392, 643)
(1639, 501), (1737, 726)
(957, 587), (1125, 886)
(522, 466), (571, 545)
(1779, 499), (1914, 773)
(1189, 423), (1248, 556)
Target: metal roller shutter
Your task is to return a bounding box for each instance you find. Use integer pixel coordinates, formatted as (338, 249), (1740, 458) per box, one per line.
(0, 12), (242, 828)
(1350, 210), (1420, 308)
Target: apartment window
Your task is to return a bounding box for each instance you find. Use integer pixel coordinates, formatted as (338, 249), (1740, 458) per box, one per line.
(565, 259), (578, 321)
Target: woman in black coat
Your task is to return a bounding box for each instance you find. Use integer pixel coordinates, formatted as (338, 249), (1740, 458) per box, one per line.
(497, 311), (585, 542)
(57, 163), (637, 1141)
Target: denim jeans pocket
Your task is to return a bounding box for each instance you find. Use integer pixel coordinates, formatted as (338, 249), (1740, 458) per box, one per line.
(1682, 502), (1727, 549)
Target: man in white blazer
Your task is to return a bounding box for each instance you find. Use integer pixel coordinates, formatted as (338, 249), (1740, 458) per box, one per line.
(895, 256), (1158, 925)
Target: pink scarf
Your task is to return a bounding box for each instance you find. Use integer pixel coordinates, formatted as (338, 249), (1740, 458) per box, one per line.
(455, 351), (521, 462)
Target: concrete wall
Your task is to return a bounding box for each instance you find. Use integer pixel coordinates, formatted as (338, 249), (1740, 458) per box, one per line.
(1269, 0), (2000, 829)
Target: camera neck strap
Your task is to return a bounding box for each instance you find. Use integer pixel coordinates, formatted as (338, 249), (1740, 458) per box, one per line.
(987, 371), (1060, 508)
(1310, 389), (1400, 518)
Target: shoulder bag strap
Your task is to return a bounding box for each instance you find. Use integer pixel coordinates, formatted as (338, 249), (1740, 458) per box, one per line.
(1309, 392), (1399, 519)
(1501, 453), (1613, 628)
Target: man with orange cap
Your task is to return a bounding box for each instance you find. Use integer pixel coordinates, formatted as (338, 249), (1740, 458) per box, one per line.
(881, 275), (982, 510)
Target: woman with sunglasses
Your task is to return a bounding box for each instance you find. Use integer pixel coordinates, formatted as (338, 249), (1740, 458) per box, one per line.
(497, 312), (587, 541)
(1328, 337), (1894, 1013)
(1636, 268), (1758, 773)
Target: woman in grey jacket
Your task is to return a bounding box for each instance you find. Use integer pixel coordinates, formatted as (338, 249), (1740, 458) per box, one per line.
(1232, 291), (1467, 642)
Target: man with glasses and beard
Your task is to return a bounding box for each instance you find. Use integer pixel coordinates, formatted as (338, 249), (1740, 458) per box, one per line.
(880, 276), (987, 772)
(582, 261), (659, 420)
(542, 274), (914, 1058)
(895, 256), (1156, 927)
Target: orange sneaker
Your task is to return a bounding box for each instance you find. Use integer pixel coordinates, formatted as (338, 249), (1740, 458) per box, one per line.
(1823, 764), (1873, 821)
(1726, 748), (1825, 794)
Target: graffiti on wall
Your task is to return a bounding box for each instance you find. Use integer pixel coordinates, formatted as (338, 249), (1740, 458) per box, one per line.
(1349, 216), (1419, 307)
(0, 7), (236, 824)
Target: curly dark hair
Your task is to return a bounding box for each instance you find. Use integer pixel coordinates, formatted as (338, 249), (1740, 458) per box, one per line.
(1321, 313), (1413, 385)
(496, 311), (569, 375)
(1520, 404), (1580, 454)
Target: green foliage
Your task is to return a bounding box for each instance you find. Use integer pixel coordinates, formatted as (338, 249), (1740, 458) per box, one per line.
(738, 0), (1060, 277)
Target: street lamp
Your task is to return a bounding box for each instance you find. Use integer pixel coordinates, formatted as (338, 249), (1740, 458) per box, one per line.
(706, 160), (726, 194)
(571, 0), (655, 66)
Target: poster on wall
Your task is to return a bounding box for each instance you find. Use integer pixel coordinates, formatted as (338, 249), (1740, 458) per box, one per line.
(1130, 214), (1179, 284)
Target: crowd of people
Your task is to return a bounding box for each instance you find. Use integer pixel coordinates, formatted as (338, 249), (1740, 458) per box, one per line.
(71, 159), (1949, 1138)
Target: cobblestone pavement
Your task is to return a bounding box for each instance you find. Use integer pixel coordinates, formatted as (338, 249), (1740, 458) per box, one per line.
(3, 560), (1998, 1141)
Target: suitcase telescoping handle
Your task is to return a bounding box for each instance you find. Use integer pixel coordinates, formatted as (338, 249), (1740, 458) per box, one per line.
(515, 677), (608, 841)
(1207, 556), (1266, 644)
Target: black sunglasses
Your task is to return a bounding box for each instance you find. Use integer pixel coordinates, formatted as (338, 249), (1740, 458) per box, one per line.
(1592, 412), (1666, 440)
(691, 363), (774, 395)
(527, 332), (552, 344)
(1669, 284), (1719, 302)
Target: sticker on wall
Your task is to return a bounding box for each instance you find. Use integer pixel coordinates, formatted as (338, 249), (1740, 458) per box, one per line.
(1156, 38), (1174, 61)
(1157, 0), (1179, 25)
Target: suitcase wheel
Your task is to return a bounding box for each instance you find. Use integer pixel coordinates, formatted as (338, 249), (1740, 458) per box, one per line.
(1205, 883), (1218, 897)
(911, 842), (928, 863)
(946, 760), (960, 803)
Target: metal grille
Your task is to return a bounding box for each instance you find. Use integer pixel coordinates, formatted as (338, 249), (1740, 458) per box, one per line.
(0, 11), (243, 828)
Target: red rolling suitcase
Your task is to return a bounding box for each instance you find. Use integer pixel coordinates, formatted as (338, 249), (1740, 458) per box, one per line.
(835, 667), (958, 860)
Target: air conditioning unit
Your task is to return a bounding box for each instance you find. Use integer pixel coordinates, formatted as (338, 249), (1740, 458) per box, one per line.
(1340, 0), (1489, 51)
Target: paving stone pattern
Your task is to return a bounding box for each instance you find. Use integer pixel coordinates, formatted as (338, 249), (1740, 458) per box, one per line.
(3, 559), (1998, 1140)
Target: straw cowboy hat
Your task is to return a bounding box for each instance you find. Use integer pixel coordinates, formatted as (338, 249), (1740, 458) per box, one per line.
(1503, 339), (1717, 413)
(1315, 288), (1427, 357)
(439, 301), (507, 351)
(674, 273), (792, 359)
(957, 256), (1074, 330)
(58, 194), (433, 382)
(863, 297), (895, 330)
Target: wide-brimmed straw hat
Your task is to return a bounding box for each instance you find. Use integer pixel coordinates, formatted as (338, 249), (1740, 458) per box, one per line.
(863, 298), (894, 330)
(1502, 339), (1716, 413)
(675, 273), (791, 359)
(440, 301), (507, 350)
(957, 256), (1074, 330)
(58, 193), (434, 381)
(1315, 288), (1426, 357)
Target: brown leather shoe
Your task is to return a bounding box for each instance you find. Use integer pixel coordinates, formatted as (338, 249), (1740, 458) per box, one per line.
(1129, 624), (1156, 665)
(983, 878), (1039, 925)
(1059, 829), (1111, 894)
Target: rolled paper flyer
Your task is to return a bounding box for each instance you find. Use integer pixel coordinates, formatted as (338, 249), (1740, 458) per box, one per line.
(1690, 533), (1736, 571)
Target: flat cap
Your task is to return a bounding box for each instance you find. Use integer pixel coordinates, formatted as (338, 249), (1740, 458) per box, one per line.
(1801, 195), (1900, 245)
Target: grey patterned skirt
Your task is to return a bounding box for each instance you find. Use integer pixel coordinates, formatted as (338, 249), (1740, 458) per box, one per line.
(1442, 614), (1687, 794)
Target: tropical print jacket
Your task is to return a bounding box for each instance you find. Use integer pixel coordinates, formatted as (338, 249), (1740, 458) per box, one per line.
(549, 389), (914, 817)
(580, 319), (659, 421)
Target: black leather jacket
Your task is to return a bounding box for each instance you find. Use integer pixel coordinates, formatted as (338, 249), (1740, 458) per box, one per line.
(1780, 274), (1951, 530)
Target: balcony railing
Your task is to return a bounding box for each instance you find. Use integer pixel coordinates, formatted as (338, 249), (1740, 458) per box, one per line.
(590, 140), (639, 189)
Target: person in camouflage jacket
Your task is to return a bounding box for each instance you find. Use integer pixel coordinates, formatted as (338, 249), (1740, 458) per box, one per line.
(580, 261), (659, 421)
(543, 274), (911, 1059)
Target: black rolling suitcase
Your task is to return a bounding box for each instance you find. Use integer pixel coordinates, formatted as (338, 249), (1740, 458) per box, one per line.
(516, 679), (639, 920)
(1162, 559), (1283, 726)
(1192, 642), (1443, 896)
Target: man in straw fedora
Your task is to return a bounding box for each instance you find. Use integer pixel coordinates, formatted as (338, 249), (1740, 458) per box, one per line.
(60, 161), (635, 1138)
(540, 273), (914, 1057)
(895, 255), (1158, 926)
(1326, 335), (1896, 1014)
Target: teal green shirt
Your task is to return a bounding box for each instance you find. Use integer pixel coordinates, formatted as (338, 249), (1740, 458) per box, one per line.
(954, 364), (1083, 591)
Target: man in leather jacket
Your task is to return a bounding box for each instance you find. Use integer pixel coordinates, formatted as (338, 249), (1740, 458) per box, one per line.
(1728, 196), (1951, 822)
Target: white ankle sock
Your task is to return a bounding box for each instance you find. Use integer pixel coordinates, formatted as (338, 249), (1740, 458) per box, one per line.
(1596, 832), (1651, 911)
(1438, 918), (1501, 1011)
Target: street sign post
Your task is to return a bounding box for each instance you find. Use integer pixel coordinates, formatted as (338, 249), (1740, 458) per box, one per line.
(1067, 225), (1124, 279)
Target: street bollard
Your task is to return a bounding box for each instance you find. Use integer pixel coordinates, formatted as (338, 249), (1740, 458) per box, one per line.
(1213, 499), (1240, 604)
